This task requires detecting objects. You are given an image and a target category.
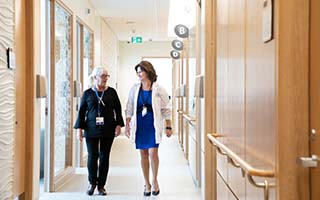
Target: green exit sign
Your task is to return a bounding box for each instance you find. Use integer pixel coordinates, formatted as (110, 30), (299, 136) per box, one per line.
(131, 36), (142, 43)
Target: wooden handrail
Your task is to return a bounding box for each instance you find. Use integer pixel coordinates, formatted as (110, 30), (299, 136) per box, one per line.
(177, 110), (183, 114)
(207, 133), (275, 200)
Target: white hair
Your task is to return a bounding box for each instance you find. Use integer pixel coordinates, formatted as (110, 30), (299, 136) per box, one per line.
(86, 66), (109, 88)
(92, 66), (108, 77)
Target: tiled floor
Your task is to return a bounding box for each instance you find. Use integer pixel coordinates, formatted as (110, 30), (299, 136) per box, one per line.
(39, 135), (202, 200)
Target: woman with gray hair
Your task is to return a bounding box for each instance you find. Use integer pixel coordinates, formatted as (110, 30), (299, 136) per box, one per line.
(74, 66), (124, 196)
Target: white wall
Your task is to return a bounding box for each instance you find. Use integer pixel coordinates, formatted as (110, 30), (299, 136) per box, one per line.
(118, 41), (172, 111)
(101, 20), (119, 88)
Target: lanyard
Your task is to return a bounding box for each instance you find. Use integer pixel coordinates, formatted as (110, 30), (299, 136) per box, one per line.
(140, 88), (151, 106)
(94, 85), (105, 116)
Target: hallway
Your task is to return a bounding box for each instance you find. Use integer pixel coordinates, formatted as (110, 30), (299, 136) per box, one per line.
(1, 0), (320, 199)
(39, 135), (202, 200)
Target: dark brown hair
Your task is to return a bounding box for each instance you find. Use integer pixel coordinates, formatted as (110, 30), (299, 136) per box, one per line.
(135, 60), (157, 82)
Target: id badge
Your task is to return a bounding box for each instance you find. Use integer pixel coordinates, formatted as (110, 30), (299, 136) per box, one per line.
(96, 117), (104, 125)
(142, 106), (147, 117)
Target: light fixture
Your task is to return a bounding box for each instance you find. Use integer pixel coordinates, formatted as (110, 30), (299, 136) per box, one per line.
(85, 8), (91, 15)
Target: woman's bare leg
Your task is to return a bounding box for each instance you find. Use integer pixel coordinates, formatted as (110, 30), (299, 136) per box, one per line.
(149, 148), (159, 191)
(140, 149), (151, 191)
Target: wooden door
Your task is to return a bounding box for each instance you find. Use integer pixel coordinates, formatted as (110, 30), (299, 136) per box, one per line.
(310, 0), (320, 199)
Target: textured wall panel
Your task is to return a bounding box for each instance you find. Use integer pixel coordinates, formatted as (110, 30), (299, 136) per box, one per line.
(0, 0), (14, 69)
(0, 69), (15, 200)
(0, 0), (15, 199)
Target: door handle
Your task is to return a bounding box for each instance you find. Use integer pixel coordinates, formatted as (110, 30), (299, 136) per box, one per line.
(297, 154), (319, 167)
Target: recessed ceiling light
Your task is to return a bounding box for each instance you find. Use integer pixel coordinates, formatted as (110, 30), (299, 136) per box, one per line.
(126, 21), (135, 24)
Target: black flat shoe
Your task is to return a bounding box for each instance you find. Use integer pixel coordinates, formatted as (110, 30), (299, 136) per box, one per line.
(86, 184), (96, 196)
(143, 185), (151, 196)
(152, 189), (160, 196)
(98, 187), (107, 196)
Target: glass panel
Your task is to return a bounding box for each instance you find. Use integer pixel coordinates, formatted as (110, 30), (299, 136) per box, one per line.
(82, 27), (93, 159)
(83, 27), (93, 90)
(76, 23), (81, 80)
(54, 4), (71, 175)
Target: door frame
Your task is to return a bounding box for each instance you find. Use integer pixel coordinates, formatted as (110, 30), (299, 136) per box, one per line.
(49, 0), (74, 191)
(75, 19), (94, 168)
(309, 0), (320, 199)
(204, 0), (217, 199)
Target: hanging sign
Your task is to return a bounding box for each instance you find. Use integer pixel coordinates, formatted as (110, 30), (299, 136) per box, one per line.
(174, 24), (189, 38)
(171, 40), (184, 51)
(170, 50), (180, 59)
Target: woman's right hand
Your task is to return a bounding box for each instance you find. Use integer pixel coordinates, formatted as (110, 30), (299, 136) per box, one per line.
(77, 129), (84, 142)
(125, 124), (130, 138)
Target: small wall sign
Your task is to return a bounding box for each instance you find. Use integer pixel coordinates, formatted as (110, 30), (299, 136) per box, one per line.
(174, 24), (189, 38)
(262, 0), (273, 43)
(170, 50), (180, 59)
(171, 40), (184, 50)
(7, 48), (16, 69)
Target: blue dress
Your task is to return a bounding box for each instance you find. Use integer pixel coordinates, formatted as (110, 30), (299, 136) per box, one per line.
(135, 89), (159, 149)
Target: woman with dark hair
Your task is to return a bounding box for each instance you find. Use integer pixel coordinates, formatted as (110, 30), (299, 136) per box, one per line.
(74, 66), (124, 196)
(125, 60), (173, 196)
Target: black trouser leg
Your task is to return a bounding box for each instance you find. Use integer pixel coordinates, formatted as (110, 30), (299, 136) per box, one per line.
(85, 137), (99, 185)
(97, 138), (114, 187)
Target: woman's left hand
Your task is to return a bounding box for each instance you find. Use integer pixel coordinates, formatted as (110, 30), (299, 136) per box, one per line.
(166, 129), (173, 137)
(115, 125), (121, 137)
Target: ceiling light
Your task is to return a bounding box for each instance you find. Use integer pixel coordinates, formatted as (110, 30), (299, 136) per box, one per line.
(126, 21), (135, 25)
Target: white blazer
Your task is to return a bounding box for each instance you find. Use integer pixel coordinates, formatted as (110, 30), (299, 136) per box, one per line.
(125, 82), (171, 144)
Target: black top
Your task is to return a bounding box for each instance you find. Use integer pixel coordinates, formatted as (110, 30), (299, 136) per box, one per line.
(74, 87), (125, 138)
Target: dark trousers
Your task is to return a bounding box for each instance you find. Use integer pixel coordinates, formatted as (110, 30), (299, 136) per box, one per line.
(85, 137), (114, 187)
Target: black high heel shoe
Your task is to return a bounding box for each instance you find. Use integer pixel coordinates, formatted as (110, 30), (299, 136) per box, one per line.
(152, 189), (160, 196)
(152, 184), (160, 196)
(143, 185), (151, 196)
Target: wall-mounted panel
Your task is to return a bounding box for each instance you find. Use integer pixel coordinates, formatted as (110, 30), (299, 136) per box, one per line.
(188, 123), (198, 184)
(216, 0), (229, 136)
(0, 69), (15, 200)
(245, 0), (276, 198)
(227, 0), (246, 198)
(0, 0), (14, 69)
(215, 0), (276, 199)
(0, 0), (15, 199)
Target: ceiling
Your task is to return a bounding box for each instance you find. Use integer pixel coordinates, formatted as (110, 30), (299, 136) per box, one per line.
(89, 0), (172, 42)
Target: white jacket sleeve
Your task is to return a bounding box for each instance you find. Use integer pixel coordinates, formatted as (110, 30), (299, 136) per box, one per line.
(125, 86), (135, 118)
(159, 86), (172, 120)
